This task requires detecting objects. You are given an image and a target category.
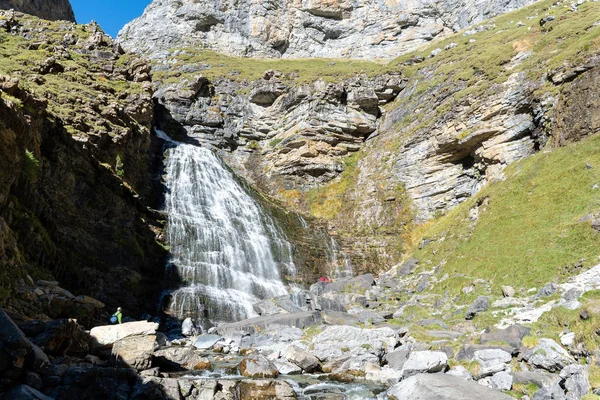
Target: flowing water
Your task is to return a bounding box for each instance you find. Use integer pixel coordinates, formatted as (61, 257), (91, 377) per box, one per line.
(327, 237), (353, 279)
(157, 130), (295, 322)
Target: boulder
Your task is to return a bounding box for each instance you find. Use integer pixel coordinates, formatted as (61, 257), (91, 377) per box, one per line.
(560, 364), (590, 398)
(398, 258), (419, 276)
(2, 384), (52, 400)
(181, 318), (198, 336)
(89, 321), (158, 348)
(456, 344), (516, 361)
(284, 345), (320, 372)
(490, 370), (513, 391)
(193, 334), (221, 350)
(239, 354), (279, 378)
(479, 324), (530, 349)
(401, 351), (448, 378)
(385, 347), (410, 370)
(473, 349), (512, 378)
(501, 286), (515, 297)
(522, 339), (575, 372)
(215, 311), (321, 335)
(446, 365), (473, 380)
(153, 347), (211, 371)
(31, 319), (89, 356)
(465, 296), (489, 320)
(237, 379), (296, 400)
(111, 334), (156, 371)
(0, 309), (35, 389)
(388, 374), (513, 400)
(273, 360), (302, 375)
(302, 325), (398, 364)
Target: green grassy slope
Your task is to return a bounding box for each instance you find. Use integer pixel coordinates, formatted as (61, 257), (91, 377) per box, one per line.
(413, 133), (600, 296)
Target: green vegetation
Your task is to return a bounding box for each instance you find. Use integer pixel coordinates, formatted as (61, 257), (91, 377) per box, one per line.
(22, 149), (40, 179)
(153, 48), (387, 85)
(115, 154), (125, 178)
(411, 132), (600, 297)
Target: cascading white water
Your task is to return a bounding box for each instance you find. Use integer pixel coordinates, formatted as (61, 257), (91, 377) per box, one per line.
(327, 237), (353, 279)
(157, 130), (295, 322)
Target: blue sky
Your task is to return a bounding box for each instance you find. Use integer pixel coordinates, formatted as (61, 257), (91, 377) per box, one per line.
(70, 0), (152, 38)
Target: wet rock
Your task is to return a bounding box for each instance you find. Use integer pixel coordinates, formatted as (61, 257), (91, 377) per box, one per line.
(239, 354), (279, 378)
(401, 351), (448, 378)
(388, 373), (513, 400)
(89, 321), (159, 348)
(193, 334), (221, 349)
(111, 334), (156, 371)
(181, 318), (198, 336)
(237, 379), (296, 399)
(273, 360), (302, 375)
(466, 296), (489, 320)
(284, 345), (320, 372)
(522, 338), (575, 372)
(153, 347), (211, 371)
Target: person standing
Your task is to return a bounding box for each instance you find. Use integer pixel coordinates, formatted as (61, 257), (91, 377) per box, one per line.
(112, 307), (123, 324)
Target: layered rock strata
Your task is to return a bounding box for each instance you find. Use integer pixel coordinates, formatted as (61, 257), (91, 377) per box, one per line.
(118, 0), (537, 60)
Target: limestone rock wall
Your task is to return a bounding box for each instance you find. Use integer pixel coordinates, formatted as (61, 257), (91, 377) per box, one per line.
(117, 0), (536, 60)
(0, 0), (75, 21)
(0, 11), (167, 314)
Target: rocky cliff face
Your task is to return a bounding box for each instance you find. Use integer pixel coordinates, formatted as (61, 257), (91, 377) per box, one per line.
(118, 0), (537, 60)
(147, 0), (600, 273)
(0, 11), (167, 314)
(0, 0), (75, 21)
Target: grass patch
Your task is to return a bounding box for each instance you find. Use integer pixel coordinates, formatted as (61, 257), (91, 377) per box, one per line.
(411, 132), (600, 299)
(153, 48), (387, 84)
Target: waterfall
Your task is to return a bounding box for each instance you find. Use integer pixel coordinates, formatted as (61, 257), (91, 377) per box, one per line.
(157, 130), (295, 322)
(327, 237), (353, 279)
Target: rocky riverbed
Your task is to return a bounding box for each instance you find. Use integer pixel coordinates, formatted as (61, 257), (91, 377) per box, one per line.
(3, 263), (600, 399)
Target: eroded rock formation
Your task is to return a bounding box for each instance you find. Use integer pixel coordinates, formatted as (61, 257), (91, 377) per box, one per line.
(118, 0), (537, 60)
(0, 0), (75, 21)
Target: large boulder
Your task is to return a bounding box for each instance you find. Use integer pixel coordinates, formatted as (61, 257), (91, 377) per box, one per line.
(239, 354), (279, 378)
(465, 296), (489, 320)
(112, 334), (156, 371)
(301, 325), (399, 365)
(401, 351), (448, 378)
(153, 347), (211, 371)
(388, 374), (514, 400)
(89, 321), (158, 348)
(472, 348), (512, 378)
(193, 334), (221, 350)
(480, 324), (530, 350)
(31, 319), (89, 356)
(2, 384), (53, 400)
(522, 339), (575, 372)
(284, 345), (320, 372)
(0, 309), (39, 390)
(181, 318), (198, 336)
